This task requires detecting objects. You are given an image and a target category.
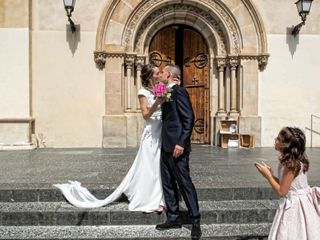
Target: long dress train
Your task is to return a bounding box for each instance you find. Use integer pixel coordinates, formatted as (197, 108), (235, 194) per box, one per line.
(54, 88), (164, 212)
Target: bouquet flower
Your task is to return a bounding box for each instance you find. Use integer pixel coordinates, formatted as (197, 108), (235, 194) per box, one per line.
(153, 82), (173, 101)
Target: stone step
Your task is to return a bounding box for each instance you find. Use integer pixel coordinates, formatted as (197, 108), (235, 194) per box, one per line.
(0, 187), (277, 202)
(0, 200), (277, 226)
(0, 223), (270, 239)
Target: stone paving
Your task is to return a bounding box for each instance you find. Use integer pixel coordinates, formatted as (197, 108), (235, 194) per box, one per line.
(0, 145), (319, 189)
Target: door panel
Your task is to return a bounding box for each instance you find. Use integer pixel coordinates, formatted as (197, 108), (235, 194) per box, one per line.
(183, 29), (209, 143)
(149, 26), (210, 144)
(149, 27), (176, 71)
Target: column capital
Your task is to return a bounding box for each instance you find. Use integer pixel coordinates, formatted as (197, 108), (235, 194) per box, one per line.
(135, 55), (146, 69)
(216, 57), (227, 69)
(125, 54), (135, 67)
(228, 55), (240, 69)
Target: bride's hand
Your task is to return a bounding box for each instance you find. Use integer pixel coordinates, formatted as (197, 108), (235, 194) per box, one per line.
(155, 98), (166, 105)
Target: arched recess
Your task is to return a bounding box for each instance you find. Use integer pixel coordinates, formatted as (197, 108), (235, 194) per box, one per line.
(95, 0), (269, 148)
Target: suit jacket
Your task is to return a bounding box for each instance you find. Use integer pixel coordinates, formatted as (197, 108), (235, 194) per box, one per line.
(161, 85), (194, 152)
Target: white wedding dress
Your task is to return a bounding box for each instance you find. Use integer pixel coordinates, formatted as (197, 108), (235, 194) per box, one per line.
(54, 88), (164, 212)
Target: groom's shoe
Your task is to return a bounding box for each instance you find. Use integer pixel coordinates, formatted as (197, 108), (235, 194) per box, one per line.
(155, 220), (182, 230)
(191, 223), (202, 240)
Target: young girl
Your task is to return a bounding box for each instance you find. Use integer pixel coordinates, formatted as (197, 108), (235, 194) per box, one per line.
(255, 127), (320, 240)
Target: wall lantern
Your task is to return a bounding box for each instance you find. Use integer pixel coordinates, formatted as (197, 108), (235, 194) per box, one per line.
(63, 0), (76, 33)
(291, 0), (313, 37)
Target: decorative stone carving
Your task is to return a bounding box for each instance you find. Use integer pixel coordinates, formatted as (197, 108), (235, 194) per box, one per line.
(228, 55), (240, 69)
(122, 0), (241, 55)
(94, 51), (132, 70)
(216, 57), (227, 68)
(106, 52), (126, 58)
(258, 54), (270, 71)
(94, 51), (107, 70)
(125, 54), (135, 68)
(135, 55), (146, 70)
(239, 54), (270, 71)
(96, 0), (269, 68)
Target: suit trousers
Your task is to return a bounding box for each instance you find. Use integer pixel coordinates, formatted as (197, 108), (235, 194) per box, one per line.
(160, 149), (200, 224)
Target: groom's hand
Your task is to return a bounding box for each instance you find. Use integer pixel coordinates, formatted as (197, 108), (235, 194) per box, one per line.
(173, 145), (184, 158)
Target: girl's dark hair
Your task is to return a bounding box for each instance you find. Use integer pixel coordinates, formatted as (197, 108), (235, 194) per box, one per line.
(140, 64), (156, 88)
(278, 127), (309, 176)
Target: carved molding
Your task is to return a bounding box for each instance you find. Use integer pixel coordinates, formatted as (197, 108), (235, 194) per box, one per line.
(94, 51), (108, 70)
(239, 54), (270, 71)
(95, 0), (119, 50)
(122, 0), (241, 55)
(93, 52), (147, 70)
(125, 54), (136, 67)
(134, 4), (227, 55)
(242, 0), (268, 54)
(135, 55), (146, 69)
(257, 54), (270, 71)
(95, 0), (270, 69)
(228, 55), (240, 68)
(216, 57), (227, 68)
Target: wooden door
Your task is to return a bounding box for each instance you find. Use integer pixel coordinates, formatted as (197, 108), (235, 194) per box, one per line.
(149, 26), (210, 144)
(149, 27), (176, 71)
(183, 29), (209, 143)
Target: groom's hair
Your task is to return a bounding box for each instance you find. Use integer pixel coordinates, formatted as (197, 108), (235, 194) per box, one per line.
(166, 64), (181, 80)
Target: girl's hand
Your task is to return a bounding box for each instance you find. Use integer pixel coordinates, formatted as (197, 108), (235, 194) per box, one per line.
(254, 162), (273, 179)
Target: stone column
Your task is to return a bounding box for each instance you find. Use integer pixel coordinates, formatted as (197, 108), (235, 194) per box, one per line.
(229, 56), (240, 117)
(125, 55), (135, 111)
(135, 56), (145, 110)
(216, 57), (227, 116)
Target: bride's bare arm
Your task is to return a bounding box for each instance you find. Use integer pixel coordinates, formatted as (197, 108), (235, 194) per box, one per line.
(139, 96), (163, 120)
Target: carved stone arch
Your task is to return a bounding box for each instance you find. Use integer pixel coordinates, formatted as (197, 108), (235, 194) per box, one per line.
(96, 0), (270, 148)
(94, 0), (269, 69)
(122, 0), (242, 56)
(242, 0), (268, 54)
(136, 10), (226, 57)
(95, 0), (119, 51)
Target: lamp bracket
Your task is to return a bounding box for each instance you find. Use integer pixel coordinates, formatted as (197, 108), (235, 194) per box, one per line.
(291, 21), (305, 37)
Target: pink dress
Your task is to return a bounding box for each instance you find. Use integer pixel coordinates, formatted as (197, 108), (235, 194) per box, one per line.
(268, 163), (320, 240)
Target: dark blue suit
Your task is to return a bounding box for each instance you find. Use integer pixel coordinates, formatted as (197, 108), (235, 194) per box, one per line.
(161, 84), (200, 224)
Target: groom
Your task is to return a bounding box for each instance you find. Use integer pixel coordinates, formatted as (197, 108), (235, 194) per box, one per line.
(156, 64), (201, 239)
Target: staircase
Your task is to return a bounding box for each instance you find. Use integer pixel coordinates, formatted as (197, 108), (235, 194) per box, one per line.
(0, 187), (277, 239)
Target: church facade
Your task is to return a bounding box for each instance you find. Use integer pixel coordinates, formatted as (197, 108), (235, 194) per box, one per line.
(1, 0), (319, 148)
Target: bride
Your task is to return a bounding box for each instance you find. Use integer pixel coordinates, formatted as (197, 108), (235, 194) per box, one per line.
(54, 64), (165, 213)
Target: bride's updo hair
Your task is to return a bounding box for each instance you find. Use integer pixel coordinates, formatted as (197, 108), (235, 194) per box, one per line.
(278, 127), (309, 176)
(140, 64), (156, 88)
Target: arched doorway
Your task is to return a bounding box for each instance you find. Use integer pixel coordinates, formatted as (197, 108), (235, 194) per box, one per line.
(95, 0), (269, 148)
(149, 25), (210, 143)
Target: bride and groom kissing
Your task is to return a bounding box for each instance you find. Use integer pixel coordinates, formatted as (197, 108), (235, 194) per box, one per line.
(54, 64), (202, 240)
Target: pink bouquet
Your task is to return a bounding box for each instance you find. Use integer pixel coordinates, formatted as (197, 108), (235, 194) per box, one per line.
(153, 82), (172, 101)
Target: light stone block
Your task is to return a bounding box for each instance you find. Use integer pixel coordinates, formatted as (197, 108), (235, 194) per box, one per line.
(0, 0), (28, 28)
(0, 28), (30, 118)
(111, 1), (133, 25)
(240, 60), (259, 116)
(103, 115), (127, 148)
(0, 123), (30, 144)
(239, 116), (261, 147)
(105, 20), (124, 45)
(125, 114), (139, 147)
(105, 94), (123, 114)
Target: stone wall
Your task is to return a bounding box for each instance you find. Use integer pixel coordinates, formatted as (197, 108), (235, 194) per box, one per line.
(0, 0), (319, 148)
